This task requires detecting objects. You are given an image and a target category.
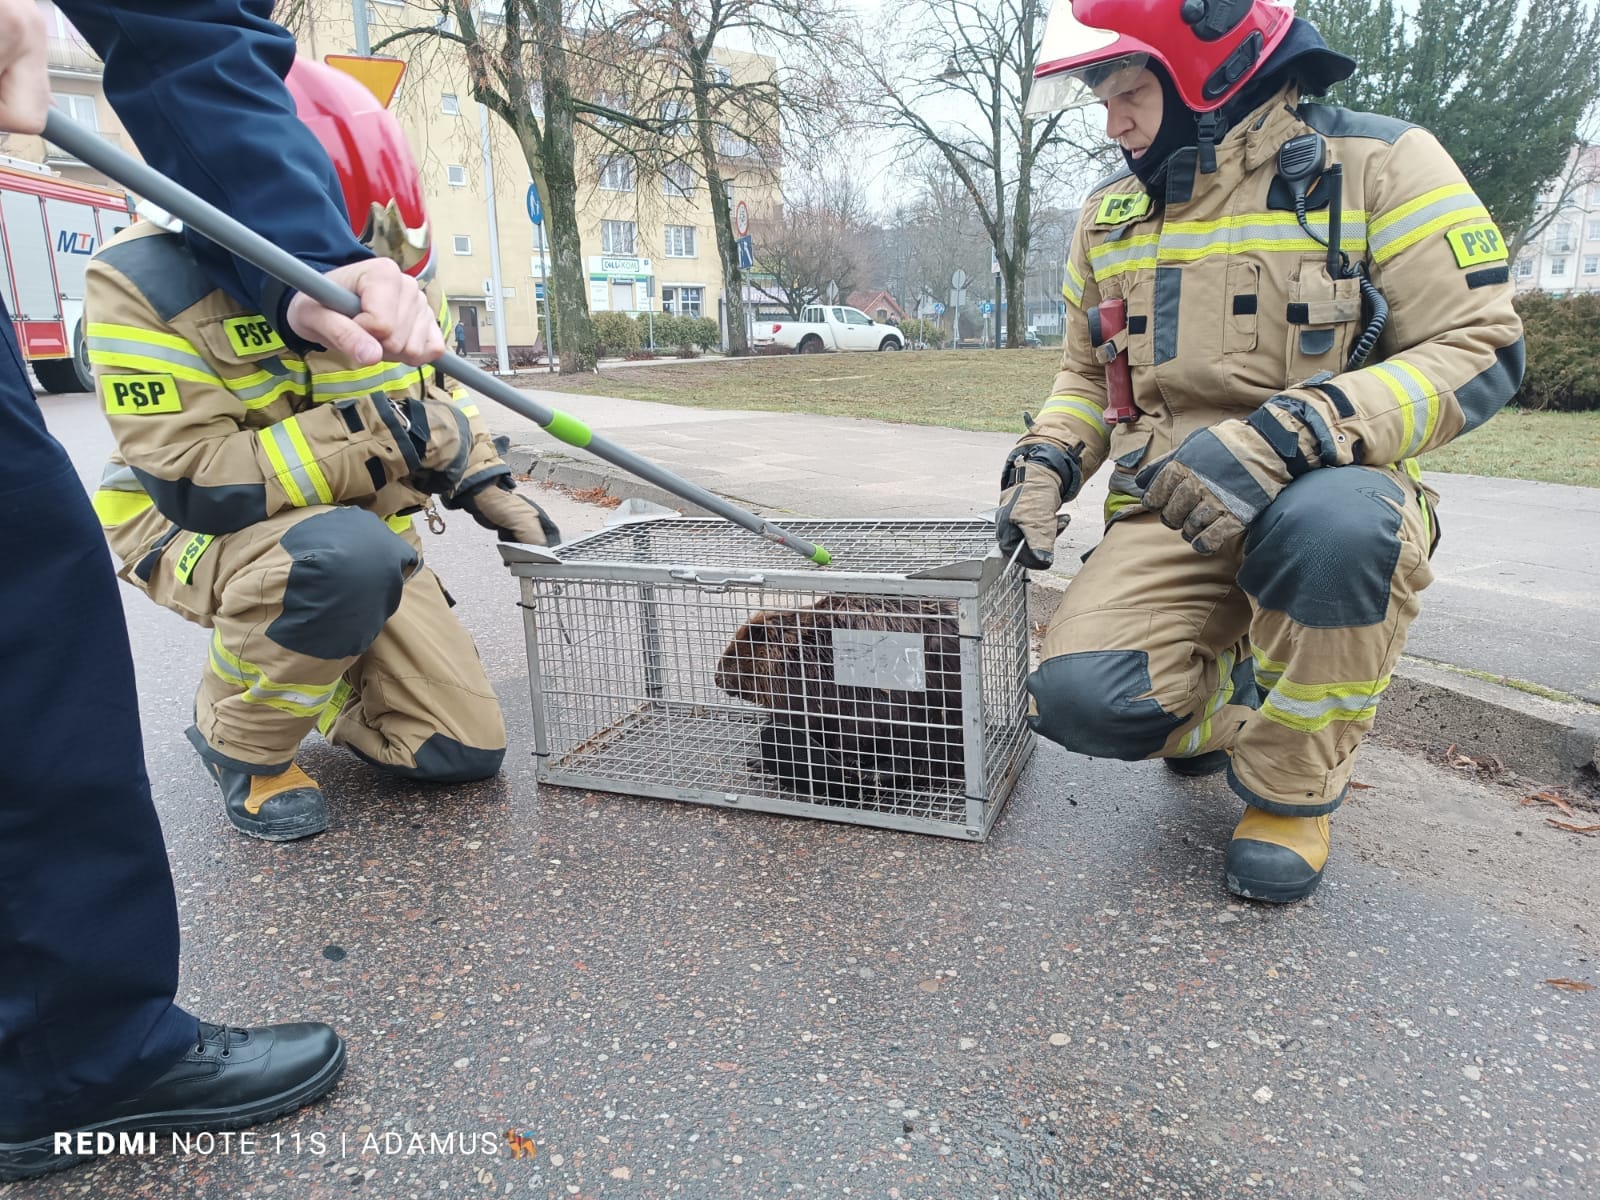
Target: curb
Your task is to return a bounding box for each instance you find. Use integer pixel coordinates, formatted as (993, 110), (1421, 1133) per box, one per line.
(508, 447), (1600, 786)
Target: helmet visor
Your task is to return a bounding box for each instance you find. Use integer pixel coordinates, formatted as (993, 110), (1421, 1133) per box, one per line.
(1028, 51), (1151, 115)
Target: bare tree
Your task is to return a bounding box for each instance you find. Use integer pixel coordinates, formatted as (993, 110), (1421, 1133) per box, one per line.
(748, 161), (872, 316)
(844, 0), (1101, 349)
(1507, 123), (1600, 263)
(597, 0), (849, 354)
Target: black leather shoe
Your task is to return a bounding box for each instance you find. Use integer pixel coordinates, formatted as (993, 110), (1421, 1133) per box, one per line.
(1163, 749), (1230, 777)
(0, 1022), (345, 1181)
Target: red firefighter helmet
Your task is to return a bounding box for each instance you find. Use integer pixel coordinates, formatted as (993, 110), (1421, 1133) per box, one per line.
(1029, 0), (1295, 115)
(285, 57), (432, 278)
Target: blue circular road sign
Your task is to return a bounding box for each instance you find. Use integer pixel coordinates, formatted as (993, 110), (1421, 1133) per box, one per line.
(526, 184), (544, 226)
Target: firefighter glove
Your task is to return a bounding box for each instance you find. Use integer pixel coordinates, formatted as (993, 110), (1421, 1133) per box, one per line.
(386, 394), (473, 496)
(456, 476), (561, 546)
(1135, 402), (1327, 556)
(995, 441), (1082, 571)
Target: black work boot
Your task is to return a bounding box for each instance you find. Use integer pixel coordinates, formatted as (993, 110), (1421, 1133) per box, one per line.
(1224, 808), (1332, 904)
(189, 729), (328, 840)
(1163, 749), (1231, 777)
(0, 1022), (345, 1181)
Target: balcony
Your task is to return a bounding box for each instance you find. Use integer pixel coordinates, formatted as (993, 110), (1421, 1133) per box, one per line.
(43, 126), (124, 169)
(46, 36), (102, 78)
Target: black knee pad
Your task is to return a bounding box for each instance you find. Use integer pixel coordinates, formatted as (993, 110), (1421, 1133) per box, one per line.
(1027, 649), (1185, 760)
(1242, 469), (1404, 629)
(267, 508), (419, 658)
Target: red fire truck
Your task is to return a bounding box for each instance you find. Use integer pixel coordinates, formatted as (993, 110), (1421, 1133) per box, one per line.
(0, 158), (130, 393)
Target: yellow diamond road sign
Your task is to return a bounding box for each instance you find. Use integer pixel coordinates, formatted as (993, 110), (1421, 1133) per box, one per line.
(323, 54), (407, 109)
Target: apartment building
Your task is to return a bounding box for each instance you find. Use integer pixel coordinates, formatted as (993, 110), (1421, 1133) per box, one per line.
(7, 0), (781, 354)
(1512, 143), (1600, 296)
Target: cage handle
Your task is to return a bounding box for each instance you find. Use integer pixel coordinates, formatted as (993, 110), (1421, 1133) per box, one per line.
(668, 568), (767, 591)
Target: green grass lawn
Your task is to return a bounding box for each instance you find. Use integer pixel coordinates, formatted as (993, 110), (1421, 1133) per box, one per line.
(520, 350), (1600, 488)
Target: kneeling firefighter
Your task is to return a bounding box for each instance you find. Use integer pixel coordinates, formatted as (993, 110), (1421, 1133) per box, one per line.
(997, 0), (1524, 901)
(88, 59), (558, 842)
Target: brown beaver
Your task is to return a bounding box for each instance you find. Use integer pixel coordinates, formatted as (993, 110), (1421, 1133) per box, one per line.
(713, 596), (965, 801)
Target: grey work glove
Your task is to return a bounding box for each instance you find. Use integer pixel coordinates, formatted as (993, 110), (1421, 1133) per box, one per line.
(456, 476), (561, 546)
(995, 441), (1082, 570)
(1134, 400), (1333, 555)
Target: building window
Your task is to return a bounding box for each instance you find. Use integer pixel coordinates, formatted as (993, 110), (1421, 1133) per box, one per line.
(661, 286), (704, 318)
(1551, 256), (1568, 275)
(50, 93), (98, 130)
(1585, 255), (1599, 276)
(594, 91), (629, 128)
(723, 180), (735, 205)
(1588, 218), (1600, 242)
(662, 163), (694, 199)
(441, 92), (460, 115)
(446, 164), (467, 187)
(453, 235), (472, 255)
(1551, 221), (1574, 250)
(601, 220), (637, 255)
(663, 225), (697, 258)
(598, 155), (636, 192)
(1515, 258), (1535, 278)
(659, 100), (691, 135)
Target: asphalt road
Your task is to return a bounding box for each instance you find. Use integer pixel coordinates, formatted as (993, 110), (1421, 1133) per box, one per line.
(11, 391), (1597, 1200)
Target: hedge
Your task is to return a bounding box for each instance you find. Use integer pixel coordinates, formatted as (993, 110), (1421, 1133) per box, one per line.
(592, 311), (641, 358)
(1508, 291), (1600, 412)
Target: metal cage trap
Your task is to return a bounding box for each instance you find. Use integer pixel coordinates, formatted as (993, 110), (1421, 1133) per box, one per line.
(499, 516), (1033, 839)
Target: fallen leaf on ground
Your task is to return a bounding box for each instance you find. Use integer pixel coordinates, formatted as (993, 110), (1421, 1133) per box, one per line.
(1546, 819), (1600, 835)
(1542, 978), (1595, 992)
(1349, 781), (1373, 790)
(1523, 790), (1577, 817)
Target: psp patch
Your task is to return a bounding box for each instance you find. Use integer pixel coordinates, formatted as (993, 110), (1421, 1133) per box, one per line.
(1446, 222), (1508, 269)
(173, 533), (214, 584)
(223, 314), (286, 356)
(102, 373), (181, 415)
(1095, 192), (1152, 226)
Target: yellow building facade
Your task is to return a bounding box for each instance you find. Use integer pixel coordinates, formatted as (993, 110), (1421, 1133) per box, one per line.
(7, 0), (781, 357)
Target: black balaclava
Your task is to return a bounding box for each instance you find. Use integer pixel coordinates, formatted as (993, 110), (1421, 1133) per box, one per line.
(1122, 18), (1357, 194)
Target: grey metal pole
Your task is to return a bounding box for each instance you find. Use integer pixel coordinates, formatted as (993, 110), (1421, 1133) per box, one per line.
(44, 112), (832, 566)
(534, 220), (554, 373)
(352, 0), (370, 54)
(477, 103), (512, 375)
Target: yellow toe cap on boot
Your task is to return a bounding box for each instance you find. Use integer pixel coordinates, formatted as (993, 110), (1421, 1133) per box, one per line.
(1224, 809), (1331, 904)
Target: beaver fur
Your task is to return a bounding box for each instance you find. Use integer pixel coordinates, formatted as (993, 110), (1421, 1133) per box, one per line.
(714, 596), (964, 800)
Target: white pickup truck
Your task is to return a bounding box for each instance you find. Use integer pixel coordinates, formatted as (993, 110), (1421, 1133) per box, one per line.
(751, 304), (906, 354)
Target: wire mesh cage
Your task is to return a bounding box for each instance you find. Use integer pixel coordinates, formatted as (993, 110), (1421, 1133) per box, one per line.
(500, 517), (1033, 839)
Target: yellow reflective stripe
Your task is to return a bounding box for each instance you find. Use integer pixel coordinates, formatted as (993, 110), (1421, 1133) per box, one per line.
(87, 322), (200, 356)
(316, 679), (353, 737)
(91, 488), (154, 526)
(209, 631), (341, 718)
(1369, 360), (1439, 457)
(1260, 674), (1391, 734)
(1063, 258), (1086, 307)
(1252, 645), (1286, 692)
(1400, 457), (1432, 547)
(257, 417), (335, 508)
(1368, 183), (1487, 263)
(87, 351), (220, 385)
(1040, 395), (1110, 438)
(1179, 649), (1237, 756)
(385, 513), (414, 534)
(280, 417), (333, 505)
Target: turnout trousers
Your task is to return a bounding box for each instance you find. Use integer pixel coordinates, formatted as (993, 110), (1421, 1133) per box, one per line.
(1029, 465), (1436, 815)
(0, 314), (196, 1129)
(117, 505), (507, 782)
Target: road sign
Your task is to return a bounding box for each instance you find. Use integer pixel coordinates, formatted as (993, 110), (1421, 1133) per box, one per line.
(951, 268), (968, 290)
(932, 302), (946, 316)
(734, 199), (750, 237)
(525, 183), (543, 226)
(736, 235), (754, 270)
(992, 249), (1000, 275)
(322, 55), (407, 108)
(980, 301), (994, 314)
(534, 282), (546, 300)
(826, 279), (839, 303)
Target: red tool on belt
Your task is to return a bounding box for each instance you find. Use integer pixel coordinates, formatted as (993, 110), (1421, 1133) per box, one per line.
(1095, 297), (1139, 425)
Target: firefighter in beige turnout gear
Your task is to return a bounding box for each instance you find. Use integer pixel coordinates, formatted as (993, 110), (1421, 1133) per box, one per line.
(87, 60), (557, 842)
(998, 1), (1524, 902)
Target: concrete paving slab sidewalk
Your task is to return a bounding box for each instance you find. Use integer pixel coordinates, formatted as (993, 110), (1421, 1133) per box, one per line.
(485, 390), (1600, 785)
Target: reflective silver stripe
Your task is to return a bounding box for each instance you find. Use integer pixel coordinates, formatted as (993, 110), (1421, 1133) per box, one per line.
(1369, 187), (1484, 262)
(244, 677), (337, 710)
(1088, 238), (1157, 277)
(1063, 258), (1086, 307)
(257, 422), (325, 508)
(228, 363), (309, 407)
(98, 462), (145, 491)
(1157, 216), (1368, 256)
(85, 333), (218, 380)
(310, 362), (420, 402)
(1262, 687), (1383, 723)
(1369, 362), (1434, 457)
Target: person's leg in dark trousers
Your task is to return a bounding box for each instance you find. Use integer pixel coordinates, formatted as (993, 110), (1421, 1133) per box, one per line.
(0, 322), (198, 1130)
